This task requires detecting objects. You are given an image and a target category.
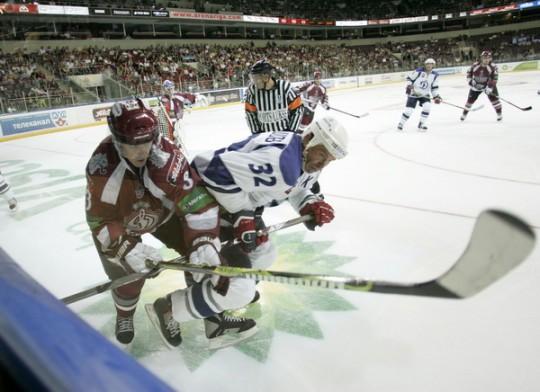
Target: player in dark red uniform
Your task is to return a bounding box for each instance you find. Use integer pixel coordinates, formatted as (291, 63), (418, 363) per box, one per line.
(295, 71), (330, 131)
(160, 80), (200, 122)
(461, 50), (502, 122)
(160, 80), (209, 152)
(85, 98), (255, 349)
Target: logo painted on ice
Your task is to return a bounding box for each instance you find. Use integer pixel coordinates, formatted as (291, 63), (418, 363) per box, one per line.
(79, 231), (357, 371)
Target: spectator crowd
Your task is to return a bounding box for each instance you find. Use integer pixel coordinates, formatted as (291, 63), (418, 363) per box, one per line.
(1, 29), (539, 112)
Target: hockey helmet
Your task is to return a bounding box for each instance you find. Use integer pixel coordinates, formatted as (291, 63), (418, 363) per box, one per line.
(108, 98), (158, 145)
(250, 59), (273, 75)
(481, 50), (492, 57)
(304, 117), (348, 160)
(313, 70), (322, 80)
(424, 58), (436, 65)
(163, 79), (175, 92)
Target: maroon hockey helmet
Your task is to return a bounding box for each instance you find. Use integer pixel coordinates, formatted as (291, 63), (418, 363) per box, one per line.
(481, 50), (492, 58)
(313, 70), (322, 80)
(107, 98), (158, 145)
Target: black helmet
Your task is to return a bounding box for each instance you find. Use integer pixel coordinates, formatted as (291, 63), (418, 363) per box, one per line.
(250, 59), (273, 75)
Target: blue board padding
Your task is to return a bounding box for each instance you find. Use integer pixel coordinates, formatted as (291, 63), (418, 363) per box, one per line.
(0, 247), (175, 392)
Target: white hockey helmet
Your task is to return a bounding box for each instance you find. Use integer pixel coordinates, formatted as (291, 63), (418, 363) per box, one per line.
(304, 117), (348, 160)
(162, 79), (175, 92)
(424, 58), (436, 65)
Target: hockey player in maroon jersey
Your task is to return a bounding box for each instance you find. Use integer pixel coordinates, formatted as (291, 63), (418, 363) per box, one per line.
(461, 50), (503, 122)
(160, 79), (198, 122)
(85, 98), (256, 349)
(295, 71), (330, 131)
(160, 79), (208, 154)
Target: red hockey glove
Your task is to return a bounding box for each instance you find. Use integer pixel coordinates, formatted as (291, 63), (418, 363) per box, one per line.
(433, 96), (442, 104)
(406, 85), (413, 95)
(299, 200), (335, 231)
(233, 210), (268, 252)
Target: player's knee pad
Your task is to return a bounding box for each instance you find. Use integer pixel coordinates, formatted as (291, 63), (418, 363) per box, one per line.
(421, 102), (431, 114)
(249, 241), (277, 270)
(216, 277), (257, 310)
(403, 106), (414, 117)
(301, 109), (315, 126)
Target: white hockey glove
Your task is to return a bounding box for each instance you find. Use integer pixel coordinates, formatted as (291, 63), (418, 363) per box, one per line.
(123, 243), (162, 273)
(485, 86), (493, 96)
(322, 102), (330, 110)
(188, 236), (222, 282)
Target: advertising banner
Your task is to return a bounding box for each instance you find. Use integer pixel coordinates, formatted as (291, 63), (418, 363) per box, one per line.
(0, 3), (38, 14)
(0, 111), (68, 136)
(169, 10), (242, 21)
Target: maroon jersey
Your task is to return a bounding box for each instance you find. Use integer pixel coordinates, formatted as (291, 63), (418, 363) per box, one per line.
(295, 82), (328, 111)
(467, 61), (499, 91)
(85, 135), (218, 259)
(160, 93), (197, 120)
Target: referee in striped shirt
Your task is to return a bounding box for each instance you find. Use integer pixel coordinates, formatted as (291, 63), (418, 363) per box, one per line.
(245, 59), (303, 134)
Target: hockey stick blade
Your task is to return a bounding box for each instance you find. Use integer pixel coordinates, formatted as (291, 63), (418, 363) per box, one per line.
(370, 209), (535, 298)
(157, 210), (535, 299)
(495, 96), (532, 111)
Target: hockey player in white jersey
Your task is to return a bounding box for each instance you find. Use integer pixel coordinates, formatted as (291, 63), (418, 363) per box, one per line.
(397, 58), (442, 132)
(191, 117), (348, 303)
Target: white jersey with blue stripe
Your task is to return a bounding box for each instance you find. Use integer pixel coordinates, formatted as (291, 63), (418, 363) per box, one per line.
(406, 67), (439, 98)
(192, 131), (319, 213)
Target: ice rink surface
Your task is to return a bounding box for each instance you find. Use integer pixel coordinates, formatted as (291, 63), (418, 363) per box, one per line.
(1, 71), (540, 392)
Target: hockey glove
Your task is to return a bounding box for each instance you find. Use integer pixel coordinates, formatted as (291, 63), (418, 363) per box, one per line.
(468, 79), (477, 88)
(189, 236), (222, 283)
(485, 80), (496, 96)
(123, 242), (162, 273)
(299, 199), (335, 231)
(405, 85), (413, 95)
(233, 210), (268, 252)
(322, 102), (330, 110)
(433, 96), (442, 104)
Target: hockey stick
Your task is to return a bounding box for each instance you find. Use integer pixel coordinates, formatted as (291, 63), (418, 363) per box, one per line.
(157, 210), (535, 299)
(494, 96), (532, 111)
(328, 106), (369, 119)
(441, 100), (484, 112)
(61, 215), (311, 304)
(158, 101), (191, 158)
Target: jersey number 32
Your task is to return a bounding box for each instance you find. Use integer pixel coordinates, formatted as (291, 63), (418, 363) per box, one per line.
(249, 163), (276, 187)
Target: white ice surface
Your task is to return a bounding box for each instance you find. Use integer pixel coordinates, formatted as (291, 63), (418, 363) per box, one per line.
(1, 71), (539, 392)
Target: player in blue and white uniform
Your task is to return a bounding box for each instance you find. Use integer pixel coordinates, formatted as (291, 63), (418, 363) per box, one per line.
(190, 117), (349, 302)
(397, 58), (442, 132)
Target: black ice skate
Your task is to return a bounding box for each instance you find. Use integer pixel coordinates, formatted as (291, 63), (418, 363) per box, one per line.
(115, 315), (134, 345)
(497, 113), (503, 122)
(460, 112), (468, 121)
(397, 123), (404, 131)
(417, 123), (428, 132)
(145, 296), (182, 349)
(204, 312), (257, 349)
